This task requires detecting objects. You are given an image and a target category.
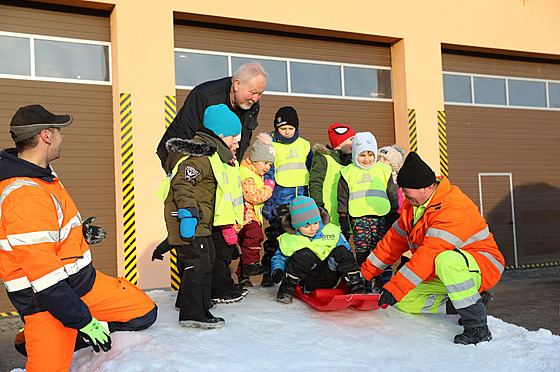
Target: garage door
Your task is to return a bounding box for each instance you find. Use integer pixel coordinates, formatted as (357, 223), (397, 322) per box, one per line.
(0, 4), (116, 314)
(442, 51), (560, 268)
(173, 23), (395, 149)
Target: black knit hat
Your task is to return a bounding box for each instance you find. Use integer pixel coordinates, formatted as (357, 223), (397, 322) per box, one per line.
(273, 106), (299, 131)
(397, 152), (436, 189)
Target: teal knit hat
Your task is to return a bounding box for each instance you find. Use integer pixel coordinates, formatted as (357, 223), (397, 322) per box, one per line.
(289, 196), (321, 228)
(203, 104), (242, 137)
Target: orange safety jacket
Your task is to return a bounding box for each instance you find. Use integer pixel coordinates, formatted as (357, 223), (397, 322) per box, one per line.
(0, 148), (94, 329)
(361, 176), (505, 302)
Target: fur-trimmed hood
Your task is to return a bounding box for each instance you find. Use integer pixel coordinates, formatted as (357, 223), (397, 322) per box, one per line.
(165, 137), (216, 157)
(281, 207), (331, 234)
(312, 143), (331, 155)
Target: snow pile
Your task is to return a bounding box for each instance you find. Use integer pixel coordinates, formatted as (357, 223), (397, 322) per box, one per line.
(11, 287), (560, 371)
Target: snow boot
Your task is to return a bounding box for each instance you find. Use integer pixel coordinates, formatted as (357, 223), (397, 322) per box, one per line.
(211, 287), (245, 304)
(342, 271), (366, 294)
(238, 276), (253, 288)
(243, 263), (269, 277)
(179, 314), (225, 329)
(276, 273), (300, 304)
(261, 274), (275, 287)
(453, 325), (492, 345)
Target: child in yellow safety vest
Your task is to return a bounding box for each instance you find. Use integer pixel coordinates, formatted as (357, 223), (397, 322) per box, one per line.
(271, 196), (366, 303)
(309, 123), (355, 226)
(337, 132), (397, 292)
(261, 106), (313, 287)
(234, 133), (276, 288)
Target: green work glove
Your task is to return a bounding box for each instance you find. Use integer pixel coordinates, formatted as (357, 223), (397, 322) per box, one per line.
(78, 318), (112, 353)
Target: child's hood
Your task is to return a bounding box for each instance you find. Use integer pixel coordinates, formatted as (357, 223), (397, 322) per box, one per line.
(164, 137), (216, 172)
(351, 132), (378, 169)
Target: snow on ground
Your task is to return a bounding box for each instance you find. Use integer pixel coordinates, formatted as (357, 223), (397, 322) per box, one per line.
(12, 287), (560, 372)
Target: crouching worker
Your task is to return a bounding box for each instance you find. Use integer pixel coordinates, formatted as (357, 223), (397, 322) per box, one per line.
(0, 105), (157, 372)
(361, 152), (504, 345)
(271, 196), (366, 303)
(161, 104), (242, 328)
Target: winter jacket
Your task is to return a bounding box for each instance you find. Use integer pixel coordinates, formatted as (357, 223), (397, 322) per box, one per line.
(361, 176), (505, 301)
(262, 130), (313, 218)
(0, 148), (95, 329)
(237, 158), (274, 228)
(164, 129), (235, 243)
(157, 77), (260, 168)
(271, 209), (350, 274)
(309, 143), (352, 207)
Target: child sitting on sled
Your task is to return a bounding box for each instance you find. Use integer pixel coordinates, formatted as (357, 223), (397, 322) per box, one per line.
(270, 196), (366, 303)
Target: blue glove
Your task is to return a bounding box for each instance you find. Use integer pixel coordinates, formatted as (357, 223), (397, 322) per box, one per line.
(177, 208), (198, 241)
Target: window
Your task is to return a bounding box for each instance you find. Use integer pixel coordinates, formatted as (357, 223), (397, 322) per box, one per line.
(232, 57), (287, 92)
(443, 71), (560, 110)
(0, 35), (30, 76)
(474, 77), (506, 105)
(344, 67), (392, 98)
(290, 62), (341, 96)
(508, 80), (546, 107)
(35, 39), (109, 81)
(443, 74), (471, 103)
(549, 83), (560, 108)
(174, 49), (392, 101)
(0, 31), (111, 84)
(174, 52), (227, 87)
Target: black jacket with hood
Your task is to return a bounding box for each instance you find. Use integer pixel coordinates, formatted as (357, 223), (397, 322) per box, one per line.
(157, 76), (260, 169)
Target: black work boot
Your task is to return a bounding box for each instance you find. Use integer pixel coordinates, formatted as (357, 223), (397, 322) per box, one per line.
(243, 263), (269, 277)
(342, 271), (366, 294)
(179, 313), (225, 329)
(276, 274), (300, 304)
(453, 325), (492, 345)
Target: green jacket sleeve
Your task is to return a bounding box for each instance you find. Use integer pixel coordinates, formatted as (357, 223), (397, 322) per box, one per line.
(309, 152), (328, 206)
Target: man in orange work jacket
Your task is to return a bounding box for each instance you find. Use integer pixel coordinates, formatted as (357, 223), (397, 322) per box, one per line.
(361, 152), (504, 345)
(0, 105), (157, 372)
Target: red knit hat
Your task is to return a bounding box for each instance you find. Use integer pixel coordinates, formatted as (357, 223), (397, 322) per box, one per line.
(328, 123), (355, 149)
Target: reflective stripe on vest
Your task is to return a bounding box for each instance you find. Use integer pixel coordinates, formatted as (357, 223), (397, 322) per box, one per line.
(322, 154), (343, 226)
(272, 138), (310, 187)
(278, 223), (341, 261)
(341, 163), (391, 217)
(240, 166), (265, 225)
(209, 153), (244, 225)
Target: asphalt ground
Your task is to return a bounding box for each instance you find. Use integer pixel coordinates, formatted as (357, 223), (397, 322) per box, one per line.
(1, 267), (559, 371)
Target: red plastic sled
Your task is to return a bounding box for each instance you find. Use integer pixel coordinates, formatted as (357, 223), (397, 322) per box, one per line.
(294, 286), (388, 311)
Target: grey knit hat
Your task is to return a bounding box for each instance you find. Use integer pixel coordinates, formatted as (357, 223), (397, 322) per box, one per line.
(250, 132), (276, 162)
(378, 145), (405, 173)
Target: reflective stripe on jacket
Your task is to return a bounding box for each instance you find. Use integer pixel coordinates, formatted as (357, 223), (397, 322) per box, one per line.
(361, 176), (504, 301)
(0, 176), (94, 326)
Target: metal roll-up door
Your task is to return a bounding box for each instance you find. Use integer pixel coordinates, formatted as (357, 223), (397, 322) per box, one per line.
(0, 4), (115, 314)
(174, 23), (395, 148)
(443, 51), (560, 268)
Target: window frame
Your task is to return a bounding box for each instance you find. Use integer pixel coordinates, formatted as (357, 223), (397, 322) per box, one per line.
(174, 48), (393, 102)
(0, 31), (111, 85)
(443, 71), (560, 111)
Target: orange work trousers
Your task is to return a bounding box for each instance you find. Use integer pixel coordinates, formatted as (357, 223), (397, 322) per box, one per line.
(24, 270), (156, 372)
